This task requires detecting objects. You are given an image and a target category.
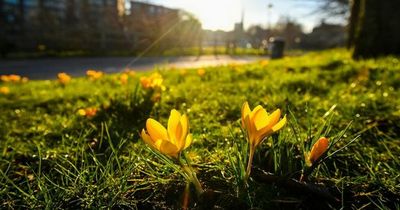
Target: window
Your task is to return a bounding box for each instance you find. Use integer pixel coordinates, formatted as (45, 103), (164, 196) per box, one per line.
(24, 0), (39, 7)
(148, 6), (155, 15)
(5, 0), (18, 5)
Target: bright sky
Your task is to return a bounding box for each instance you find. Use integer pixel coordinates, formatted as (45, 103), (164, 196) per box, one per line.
(143, 0), (343, 32)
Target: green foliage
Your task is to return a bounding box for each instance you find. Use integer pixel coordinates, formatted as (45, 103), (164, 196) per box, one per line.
(0, 49), (399, 209)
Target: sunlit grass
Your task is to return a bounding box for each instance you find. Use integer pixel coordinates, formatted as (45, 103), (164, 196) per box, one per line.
(0, 49), (399, 209)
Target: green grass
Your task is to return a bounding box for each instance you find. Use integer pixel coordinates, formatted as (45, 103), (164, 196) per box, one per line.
(1, 49), (399, 209)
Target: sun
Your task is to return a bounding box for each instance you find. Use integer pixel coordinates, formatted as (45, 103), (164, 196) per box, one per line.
(180, 0), (242, 31)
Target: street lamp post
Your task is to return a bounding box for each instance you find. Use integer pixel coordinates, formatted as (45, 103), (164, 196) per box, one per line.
(267, 3), (273, 31)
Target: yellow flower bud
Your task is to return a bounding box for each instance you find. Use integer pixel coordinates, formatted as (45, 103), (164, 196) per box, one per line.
(308, 137), (329, 165)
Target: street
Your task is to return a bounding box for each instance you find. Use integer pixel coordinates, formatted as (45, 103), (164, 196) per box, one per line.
(0, 55), (267, 80)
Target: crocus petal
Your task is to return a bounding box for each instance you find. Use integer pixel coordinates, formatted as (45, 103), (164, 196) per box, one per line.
(183, 134), (193, 149)
(253, 108), (269, 130)
(178, 114), (189, 148)
(272, 115), (287, 132)
(256, 111), (285, 145)
(244, 114), (255, 143)
(249, 105), (263, 121)
(146, 119), (168, 141)
(168, 109), (181, 143)
(155, 140), (180, 158)
(175, 122), (183, 148)
(141, 129), (155, 148)
(241, 102), (251, 127)
(309, 137), (329, 164)
(266, 109), (281, 128)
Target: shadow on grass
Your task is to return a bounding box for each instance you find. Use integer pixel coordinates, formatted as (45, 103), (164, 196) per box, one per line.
(87, 92), (156, 155)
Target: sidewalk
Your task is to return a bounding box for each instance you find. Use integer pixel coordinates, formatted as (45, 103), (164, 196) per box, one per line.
(0, 55), (268, 80)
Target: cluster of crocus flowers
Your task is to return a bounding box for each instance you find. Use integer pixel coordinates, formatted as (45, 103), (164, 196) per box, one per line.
(1, 74), (28, 83)
(119, 69), (135, 85)
(77, 107), (98, 118)
(86, 70), (103, 80)
(140, 72), (163, 90)
(57, 72), (71, 85)
(0, 86), (10, 95)
(1, 74), (20, 83)
(241, 102), (287, 178)
(305, 137), (329, 166)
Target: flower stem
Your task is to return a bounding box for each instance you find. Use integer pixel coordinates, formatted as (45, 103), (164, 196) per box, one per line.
(190, 171), (204, 195)
(180, 155), (204, 195)
(182, 182), (190, 210)
(245, 146), (255, 182)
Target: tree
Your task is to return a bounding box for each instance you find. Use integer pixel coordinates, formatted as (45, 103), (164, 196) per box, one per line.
(349, 0), (400, 58)
(317, 0), (349, 16)
(301, 0), (400, 58)
(275, 17), (304, 49)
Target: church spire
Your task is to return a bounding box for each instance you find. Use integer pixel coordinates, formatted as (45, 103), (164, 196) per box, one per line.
(241, 7), (244, 29)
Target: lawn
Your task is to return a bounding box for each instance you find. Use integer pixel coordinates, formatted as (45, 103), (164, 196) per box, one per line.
(0, 49), (399, 209)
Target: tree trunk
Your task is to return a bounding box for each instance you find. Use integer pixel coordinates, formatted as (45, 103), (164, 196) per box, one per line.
(352, 0), (400, 58)
(347, 0), (360, 48)
(0, 0), (4, 24)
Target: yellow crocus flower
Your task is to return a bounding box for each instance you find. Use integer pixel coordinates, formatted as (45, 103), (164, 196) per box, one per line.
(78, 109), (87, 116)
(77, 107), (97, 118)
(140, 73), (163, 89)
(0, 75), (10, 82)
(22, 77), (29, 83)
(307, 137), (329, 165)
(241, 101), (287, 178)
(197, 68), (206, 77)
(123, 69), (136, 77)
(140, 77), (151, 89)
(241, 101), (287, 148)
(119, 73), (129, 85)
(86, 70), (103, 80)
(141, 109), (192, 158)
(57, 72), (71, 85)
(0, 86), (10, 94)
(8, 74), (21, 83)
(260, 60), (269, 67)
(1, 74), (22, 83)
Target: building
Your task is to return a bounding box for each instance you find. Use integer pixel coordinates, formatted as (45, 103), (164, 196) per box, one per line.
(1, 0), (123, 25)
(300, 21), (346, 49)
(0, 0), (198, 56)
(129, 1), (178, 17)
(0, 0), (126, 53)
(124, 1), (180, 51)
(202, 10), (248, 54)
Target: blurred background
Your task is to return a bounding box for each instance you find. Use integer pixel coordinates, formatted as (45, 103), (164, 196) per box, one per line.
(0, 0), (349, 58)
(0, 0), (399, 59)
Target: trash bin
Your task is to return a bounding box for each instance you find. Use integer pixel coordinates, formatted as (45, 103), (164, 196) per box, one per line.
(268, 37), (285, 59)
